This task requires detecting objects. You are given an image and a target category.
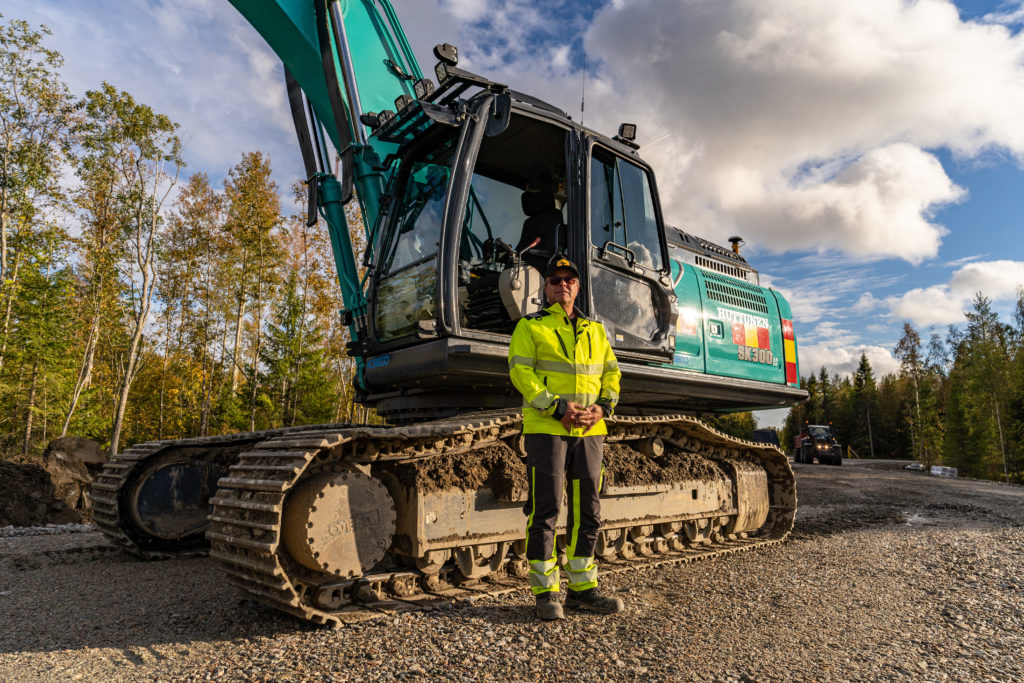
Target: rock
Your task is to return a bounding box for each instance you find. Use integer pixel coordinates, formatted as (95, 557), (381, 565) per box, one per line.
(43, 436), (106, 467)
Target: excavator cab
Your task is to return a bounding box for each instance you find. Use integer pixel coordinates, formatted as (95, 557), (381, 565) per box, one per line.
(358, 77), (677, 418)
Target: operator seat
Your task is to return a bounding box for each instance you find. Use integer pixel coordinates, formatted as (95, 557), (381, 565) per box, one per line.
(517, 189), (562, 273)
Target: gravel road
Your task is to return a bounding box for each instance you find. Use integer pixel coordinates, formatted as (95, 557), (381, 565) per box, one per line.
(1, 460), (1022, 682)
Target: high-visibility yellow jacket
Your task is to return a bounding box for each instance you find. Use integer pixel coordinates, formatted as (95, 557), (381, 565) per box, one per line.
(508, 302), (621, 436)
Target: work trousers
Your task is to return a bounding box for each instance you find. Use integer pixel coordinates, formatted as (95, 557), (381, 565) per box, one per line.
(523, 434), (603, 594)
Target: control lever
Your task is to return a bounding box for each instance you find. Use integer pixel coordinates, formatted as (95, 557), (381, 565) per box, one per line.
(510, 237), (541, 290)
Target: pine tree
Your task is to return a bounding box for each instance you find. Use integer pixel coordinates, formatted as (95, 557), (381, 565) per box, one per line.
(260, 271), (337, 426)
(852, 353), (877, 458)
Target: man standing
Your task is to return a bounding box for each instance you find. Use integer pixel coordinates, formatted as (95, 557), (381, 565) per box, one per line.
(508, 257), (624, 621)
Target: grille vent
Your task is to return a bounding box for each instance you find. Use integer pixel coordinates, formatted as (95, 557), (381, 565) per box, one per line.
(695, 255), (750, 281)
(703, 272), (769, 314)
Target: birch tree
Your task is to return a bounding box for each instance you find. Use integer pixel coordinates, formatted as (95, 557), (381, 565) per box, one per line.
(0, 17), (73, 370)
(76, 84), (182, 455)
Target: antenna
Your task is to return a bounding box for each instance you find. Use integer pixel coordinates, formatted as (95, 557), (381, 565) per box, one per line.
(580, 50), (586, 128)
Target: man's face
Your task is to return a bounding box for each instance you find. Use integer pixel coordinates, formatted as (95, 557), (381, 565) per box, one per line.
(545, 268), (579, 309)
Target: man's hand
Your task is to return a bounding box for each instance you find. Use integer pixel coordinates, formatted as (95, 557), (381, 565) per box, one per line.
(575, 405), (604, 430)
(559, 401), (584, 432)
(560, 402), (604, 431)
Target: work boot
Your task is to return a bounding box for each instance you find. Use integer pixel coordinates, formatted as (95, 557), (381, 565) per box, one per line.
(535, 591), (564, 621)
(566, 587), (624, 614)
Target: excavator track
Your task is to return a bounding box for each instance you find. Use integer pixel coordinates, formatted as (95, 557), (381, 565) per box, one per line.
(91, 425), (357, 559)
(206, 411), (796, 627)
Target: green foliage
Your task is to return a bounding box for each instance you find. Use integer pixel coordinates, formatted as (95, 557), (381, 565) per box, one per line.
(703, 412), (756, 441)
(782, 300), (1023, 483)
(260, 271), (338, 426)
(0, 22), (365, 457)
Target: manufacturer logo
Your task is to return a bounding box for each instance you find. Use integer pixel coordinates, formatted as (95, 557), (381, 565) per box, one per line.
(367, 355), (391, 369)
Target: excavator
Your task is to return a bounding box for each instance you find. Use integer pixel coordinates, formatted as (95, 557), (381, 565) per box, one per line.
(91, 0), (806, 625)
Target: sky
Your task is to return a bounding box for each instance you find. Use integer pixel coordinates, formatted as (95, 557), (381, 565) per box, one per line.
(6, 0), (1024, 426)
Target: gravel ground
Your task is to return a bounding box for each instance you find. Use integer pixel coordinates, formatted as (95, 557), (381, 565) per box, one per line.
(1, 460), (1022, 682)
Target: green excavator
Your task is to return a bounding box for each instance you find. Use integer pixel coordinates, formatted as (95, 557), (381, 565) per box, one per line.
(91, 0), (805, 625)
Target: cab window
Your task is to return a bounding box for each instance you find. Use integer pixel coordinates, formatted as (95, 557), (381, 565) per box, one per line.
(590, 148), (663, 271)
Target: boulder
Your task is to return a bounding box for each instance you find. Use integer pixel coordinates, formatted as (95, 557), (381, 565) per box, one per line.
(43, 436), (106, 466)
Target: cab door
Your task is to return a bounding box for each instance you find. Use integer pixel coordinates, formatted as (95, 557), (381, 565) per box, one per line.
(584, 142), (674, 357)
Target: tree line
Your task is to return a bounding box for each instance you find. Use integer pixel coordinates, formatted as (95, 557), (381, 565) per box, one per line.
(781, 294), (1024, 483)
(1, 17), (367, 459)
(6, 17), (1023, 485)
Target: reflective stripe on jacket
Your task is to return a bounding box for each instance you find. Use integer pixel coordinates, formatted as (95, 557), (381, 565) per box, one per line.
(508, 302), (621, 436)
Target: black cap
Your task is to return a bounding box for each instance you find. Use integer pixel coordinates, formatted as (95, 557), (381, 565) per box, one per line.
(546, 257), (580, 279)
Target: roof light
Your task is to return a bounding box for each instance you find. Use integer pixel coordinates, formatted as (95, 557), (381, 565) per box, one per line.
(434, 61), (449, 84)
(617, 123), (637, 141)
(433, 43), (458, 66)
(413, 78), (435, 100)
(394, 94), (414, 111)
(360, 112), (381, 129)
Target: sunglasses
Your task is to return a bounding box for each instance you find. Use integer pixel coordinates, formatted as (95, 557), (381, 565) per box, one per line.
(546, 276), (578, 285)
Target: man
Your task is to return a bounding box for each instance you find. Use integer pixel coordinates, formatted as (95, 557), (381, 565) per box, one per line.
(508, 257), (624, 621)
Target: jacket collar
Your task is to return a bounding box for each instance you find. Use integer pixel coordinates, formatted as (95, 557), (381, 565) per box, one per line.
(543, 302), (590, 323)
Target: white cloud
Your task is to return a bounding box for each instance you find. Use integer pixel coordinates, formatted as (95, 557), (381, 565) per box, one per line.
(798, 343), (900, 379)
(574, 0), (1024, 262)
(882, 259), (1024, 326)
(944, 253), (987, 267)
(854, 292), (878, 312)
(12, 0), (1024, 267)
(6, 0), (304, 191)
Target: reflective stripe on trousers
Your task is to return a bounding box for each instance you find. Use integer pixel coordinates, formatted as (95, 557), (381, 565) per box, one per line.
(528, 558), (559, 595)
(565, 556), (597, 592)
(523, 434), (604, 594)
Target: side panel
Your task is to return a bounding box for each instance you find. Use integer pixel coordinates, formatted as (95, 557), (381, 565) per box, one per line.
(668, 256), (705, 373)
(695, 269), (786, 384)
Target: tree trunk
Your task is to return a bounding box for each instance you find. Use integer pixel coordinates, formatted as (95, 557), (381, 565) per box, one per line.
(0, 256), (22, 370)
(230, 296), (246, 394)
(993, 393), (1008, 483)
(1, 182), (9, 282)
(248, 240), (266, 432)
(22, 360), (40, 456)
(866, 404), (875, 459)
(61, 314), (101, 436)
(248, 328), (262, 431)
(157, 313), (172, 440)
(109, 322), (144, 456)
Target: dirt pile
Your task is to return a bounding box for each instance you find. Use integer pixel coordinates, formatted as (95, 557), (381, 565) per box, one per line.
(603, 442), (727, 487)
(602, 442), (662, 486)
(392, 442), (529, 501)
(388, 439), (734, 498)
(0, 460), (83, 527)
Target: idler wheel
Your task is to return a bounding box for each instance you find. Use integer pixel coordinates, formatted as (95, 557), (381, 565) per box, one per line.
(281, 471), (396, 578)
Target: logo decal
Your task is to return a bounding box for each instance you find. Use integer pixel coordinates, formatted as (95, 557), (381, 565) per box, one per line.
(738, 346), (774, 365)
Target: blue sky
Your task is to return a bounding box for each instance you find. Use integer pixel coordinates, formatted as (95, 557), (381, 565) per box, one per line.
(6, 0), (1024, 426)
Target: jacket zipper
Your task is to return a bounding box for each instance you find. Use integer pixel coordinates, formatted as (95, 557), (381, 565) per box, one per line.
(556, 327), (570, 359)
